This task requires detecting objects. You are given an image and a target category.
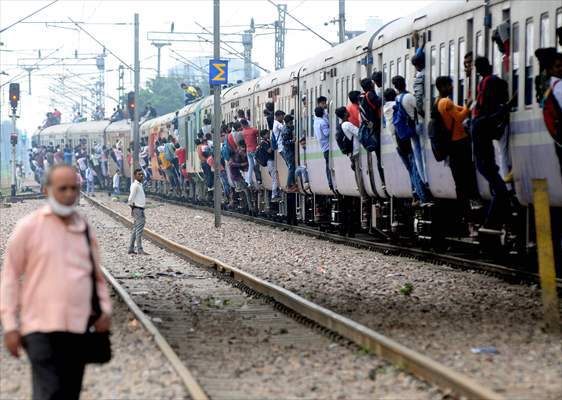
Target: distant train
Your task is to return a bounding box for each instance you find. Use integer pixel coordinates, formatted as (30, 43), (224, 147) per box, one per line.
(37, 0), (562, 263)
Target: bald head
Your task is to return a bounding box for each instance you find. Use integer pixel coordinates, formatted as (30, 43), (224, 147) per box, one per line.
(45, 165), (80, 206)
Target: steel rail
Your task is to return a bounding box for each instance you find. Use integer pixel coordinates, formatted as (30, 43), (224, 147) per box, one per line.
(84, 194), (504, 400)
(155, 195), (562, 290)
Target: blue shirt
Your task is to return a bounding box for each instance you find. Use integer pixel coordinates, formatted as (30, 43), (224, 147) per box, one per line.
(313, 116), (330, 153)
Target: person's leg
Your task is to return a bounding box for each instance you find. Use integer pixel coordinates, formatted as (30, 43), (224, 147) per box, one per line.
(129, 211), (138, 253)
(323, 150), (333, 190)
(22, 333), (64, 400)
(555, 142), (562, 178)
(408, 152), (428, 203)
(253, 154), (262, 185)
(201, 162), (212, 188)
(135, 209), (146, 251)
(246, 153), (254, 186)
(412, 123), (428, 184)
(448, 139), (473, 216)
(372, 129), (386, 185)
(56, 333), (86, 400)
(285, 150), (296, 187)
(267, 159), (279, 198)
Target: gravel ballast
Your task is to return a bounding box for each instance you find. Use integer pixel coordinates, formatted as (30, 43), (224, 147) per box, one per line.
(94, 194), (562, 399)
(0, 200), (188, 400)
(79, 199), (442, 399)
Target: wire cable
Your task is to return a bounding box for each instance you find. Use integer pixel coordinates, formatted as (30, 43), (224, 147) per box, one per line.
(0, 0), (59, 34)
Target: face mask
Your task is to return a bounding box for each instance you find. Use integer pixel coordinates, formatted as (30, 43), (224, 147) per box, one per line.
(47, 190), (76, 217)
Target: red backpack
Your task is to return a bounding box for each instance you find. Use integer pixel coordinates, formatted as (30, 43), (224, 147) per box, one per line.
(542, 79), (562, 145)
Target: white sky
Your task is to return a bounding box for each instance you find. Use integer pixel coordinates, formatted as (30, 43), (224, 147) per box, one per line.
(0, 0), (431, 134)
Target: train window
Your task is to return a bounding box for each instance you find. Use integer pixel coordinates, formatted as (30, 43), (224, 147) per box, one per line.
(430, 46), (437, 103)
(512, 22), (520, 109)
(554, 8), (562, 52)
(397, 57), (402, 80)
(340, 78), (344, 107)
(493, 42), (502, 76)
(466, 18), (474, 53)
(346, 76), (350, 100)
(439, 43), (445, 76)
(351, 73), (355, 89)
(475, 31), (483, 57)
(383, 63), (387, 88)
(540, 13), (550, 48)
(525, 18), (534, 106)
(449, 41), (455, 82)
(389, 61), (394, 82)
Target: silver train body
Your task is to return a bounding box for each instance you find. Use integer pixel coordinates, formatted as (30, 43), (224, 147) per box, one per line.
(38, 0), (562, 250)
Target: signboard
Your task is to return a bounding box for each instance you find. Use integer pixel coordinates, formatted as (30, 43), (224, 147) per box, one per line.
(209, 59), (228, 86)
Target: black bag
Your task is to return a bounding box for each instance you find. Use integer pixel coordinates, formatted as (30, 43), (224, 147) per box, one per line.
(428, 101), (453, 162)
(83, 226), (112, 364)
(335, 123), (353, 155)
(254, 141), (270, 167)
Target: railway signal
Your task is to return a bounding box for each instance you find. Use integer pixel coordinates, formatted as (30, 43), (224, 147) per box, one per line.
(8, 83), (20, 197)
(9, 83), (20, 111)
(127, 91), (135, 120)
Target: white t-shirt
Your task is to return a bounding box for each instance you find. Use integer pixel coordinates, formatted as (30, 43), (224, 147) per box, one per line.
(383, 101), (397, 146)
(341, 121), (360, 156)
(397, 92), (417, 120)
(113, 174), (120, 188)
(272, 119), (284, 153)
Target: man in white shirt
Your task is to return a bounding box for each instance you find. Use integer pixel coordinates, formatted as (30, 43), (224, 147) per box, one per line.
(335, 106), (364, 196)
(272, 110), (285, 154)
(127, 169), (147, 255)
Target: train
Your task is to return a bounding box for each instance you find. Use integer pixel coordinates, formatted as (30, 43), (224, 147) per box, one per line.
(37, 0), (562, 266)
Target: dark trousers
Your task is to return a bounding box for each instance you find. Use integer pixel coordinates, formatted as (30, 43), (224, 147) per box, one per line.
(323, 150), (333, 190)
(472, 130), (510, 228)
(372, 128), (386, 185)
(449, 137), (480, 213)
(201, 161), (214, 188)
(22, 332), (86, 400)
(281, 149), (296, 187)
(555, 143), (562, 178)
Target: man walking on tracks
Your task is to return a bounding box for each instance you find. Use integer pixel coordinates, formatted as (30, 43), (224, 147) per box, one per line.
(128, 168), (148, 255)
(1, 164), (112, 400)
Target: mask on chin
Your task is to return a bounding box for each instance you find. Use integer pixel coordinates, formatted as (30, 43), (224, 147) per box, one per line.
(47, 191), (76, 217)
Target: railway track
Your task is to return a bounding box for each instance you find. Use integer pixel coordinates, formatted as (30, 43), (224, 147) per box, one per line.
(83, 193), (504, 400)
(149, 193), (562, 290)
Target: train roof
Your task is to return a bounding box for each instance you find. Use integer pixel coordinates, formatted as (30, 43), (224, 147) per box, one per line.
(254, 61), (304, 93)
(105, 119), (131, 134)
(221, 79), (259, 104)
(66, 120), (110, 136)
(39, 123), (71, 136)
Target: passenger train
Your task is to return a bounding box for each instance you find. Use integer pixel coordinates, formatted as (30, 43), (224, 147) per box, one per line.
(37, 0), (562, 265)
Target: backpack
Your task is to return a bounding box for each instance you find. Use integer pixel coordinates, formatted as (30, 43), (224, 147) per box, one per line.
(335, 123), (353, 155)
(254, 141), (270, 167)
(473, 75), (509, 140)
(428, 100), (454, 162)
(360, 91), (382, 132)
(221, 141), (232, 162)
(358, 123), (377, 152)
(281, 126), (294, 148)
(392, 94), (416, 140)
(542, 80), (562, 145)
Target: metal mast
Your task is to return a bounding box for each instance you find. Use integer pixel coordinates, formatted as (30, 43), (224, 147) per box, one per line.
(274, 4), (287, 70)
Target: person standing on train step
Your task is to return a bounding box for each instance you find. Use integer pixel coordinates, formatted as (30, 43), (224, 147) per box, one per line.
(412, 53), (429, 186)
(241, 119), (261, 188)
(471, 56), (512, 229)
(346, 91), (361, 128)
(372, 71), (383, 98)
(280, 114), (298, 192)
(1, 164), (112, 400)
(359, 78), (386, 189)
(313, 106), (334, 191)
(435, 76), (480, 215)
(128, 168), (148, 255)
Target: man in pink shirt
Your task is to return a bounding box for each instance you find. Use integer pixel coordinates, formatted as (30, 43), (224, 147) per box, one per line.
(1, 164), (112, 400)
(240, 118), (261, 187)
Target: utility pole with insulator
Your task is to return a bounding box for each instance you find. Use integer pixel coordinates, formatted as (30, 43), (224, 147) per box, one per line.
(132, 13), (140, 174)
(9, 83), (20, 197)
(338, 0), (346, 44)
(212, 0), (222, 227)
(151, 42), (170, 78)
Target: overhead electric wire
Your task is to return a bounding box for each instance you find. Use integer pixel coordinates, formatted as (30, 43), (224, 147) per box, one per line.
(0, 0), (59, 34)
(68, 17), (133, 70)
(266, 0), (333, 47)
(0, 47), (63, 88)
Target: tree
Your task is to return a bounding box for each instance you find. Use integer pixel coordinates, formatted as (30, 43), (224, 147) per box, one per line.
(137, 76), (184, 117)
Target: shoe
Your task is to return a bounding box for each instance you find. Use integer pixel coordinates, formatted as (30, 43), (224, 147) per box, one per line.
(503, 170), (513, 184)
(469, 199), (483, 210)
(411, 199), (420, 207)
(271, 196), (281, 203)
(303, 182), (310, 191)
(207, 187), (214, 192)
(128, 250), (137, 255)
(137, 250), (150, 255)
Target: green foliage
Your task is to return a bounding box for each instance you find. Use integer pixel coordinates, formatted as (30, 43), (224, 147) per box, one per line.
(399, 282), (414, 296)
(137, 77), (184, 117)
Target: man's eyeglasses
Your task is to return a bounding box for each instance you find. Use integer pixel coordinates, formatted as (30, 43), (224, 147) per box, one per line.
(55, 185), (79, 192)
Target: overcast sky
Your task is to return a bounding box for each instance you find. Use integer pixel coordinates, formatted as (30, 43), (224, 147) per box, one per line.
(0, 0), (431, 134)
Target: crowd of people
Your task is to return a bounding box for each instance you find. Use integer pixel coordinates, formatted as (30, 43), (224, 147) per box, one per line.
(27, 141), (131, 196)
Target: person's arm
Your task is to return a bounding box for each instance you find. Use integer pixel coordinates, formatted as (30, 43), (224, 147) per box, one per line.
(321, 120), (330, 138)
(1, 221), (28, 357)
(127, 183), (137, 206)
(89, 229), (112, 331)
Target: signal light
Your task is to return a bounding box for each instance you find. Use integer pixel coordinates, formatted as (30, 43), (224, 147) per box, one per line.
(9, 83), (20, 110)
(127, 91), (135, 120)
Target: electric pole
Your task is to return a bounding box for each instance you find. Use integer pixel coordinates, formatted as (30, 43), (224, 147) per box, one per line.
(212, 0), (222, 227)
(151, 42), (170, 78)
(117, 65), (125, 108)
(242, 19), (255, 81)
(274, 4), (287, 70)
(8, 83), (20, 197)
(338, 0), (345, 44)
(23, 67), (38, 94)
(132, 13), (140, 173)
